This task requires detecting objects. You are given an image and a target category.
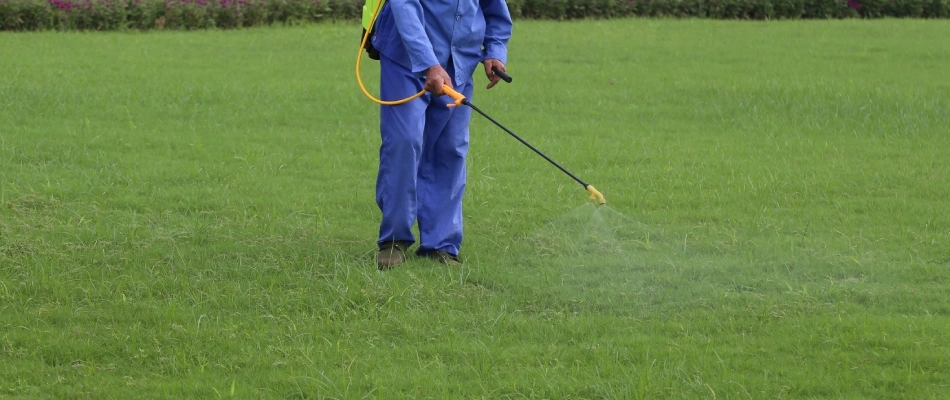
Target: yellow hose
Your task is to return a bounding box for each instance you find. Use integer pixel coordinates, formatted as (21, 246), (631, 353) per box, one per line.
(356, 0), (425, 105)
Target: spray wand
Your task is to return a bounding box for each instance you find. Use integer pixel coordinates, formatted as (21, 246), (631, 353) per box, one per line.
(442, 80), (606, 205)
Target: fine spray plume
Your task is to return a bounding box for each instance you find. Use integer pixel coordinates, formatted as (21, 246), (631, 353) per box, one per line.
(442, 73), (677, 311)
(462, 71), (841, 315)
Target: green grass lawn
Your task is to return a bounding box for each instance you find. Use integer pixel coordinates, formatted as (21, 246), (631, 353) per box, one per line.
(2, 19), (949, 398)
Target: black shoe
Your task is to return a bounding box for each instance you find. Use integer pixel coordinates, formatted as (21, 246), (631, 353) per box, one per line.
(377, 242), (409, 270)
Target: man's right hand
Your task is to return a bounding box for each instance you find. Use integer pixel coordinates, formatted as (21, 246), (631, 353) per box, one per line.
(424, 64), (452, 96)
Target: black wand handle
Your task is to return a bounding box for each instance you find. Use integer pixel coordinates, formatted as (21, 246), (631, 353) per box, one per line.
(492, 67), (513, 83)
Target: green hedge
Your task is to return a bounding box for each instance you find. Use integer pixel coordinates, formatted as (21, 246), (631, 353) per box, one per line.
(0, 0), (363, 31)
(504, 0), (948, 19)
(0, 0), (947, 31)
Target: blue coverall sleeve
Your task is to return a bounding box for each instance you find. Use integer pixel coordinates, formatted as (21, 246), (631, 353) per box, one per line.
(480, 0), (512, 64)
(389, 0), (440, 73)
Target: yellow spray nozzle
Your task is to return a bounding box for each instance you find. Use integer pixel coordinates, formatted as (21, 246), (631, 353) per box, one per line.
(442, 85), (466, 108)
(586, 185), (606, 205)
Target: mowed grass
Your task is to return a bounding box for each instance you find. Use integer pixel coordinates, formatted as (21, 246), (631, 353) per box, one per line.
(1, 19), (949, 398)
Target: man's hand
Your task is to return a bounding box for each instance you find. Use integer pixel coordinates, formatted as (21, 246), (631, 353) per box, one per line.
(483, 59), (506, 89)
(424, 65), (452, 96)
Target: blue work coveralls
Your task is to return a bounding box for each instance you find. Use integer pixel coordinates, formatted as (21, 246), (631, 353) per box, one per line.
(371, 0), (512, 257)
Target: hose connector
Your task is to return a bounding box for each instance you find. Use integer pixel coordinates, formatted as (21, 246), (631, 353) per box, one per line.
(442, 85), (466, 108)
(586, 185), (606, 205)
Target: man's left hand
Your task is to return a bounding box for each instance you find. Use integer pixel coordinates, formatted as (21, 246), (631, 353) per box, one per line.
(483, 59), (506, 89)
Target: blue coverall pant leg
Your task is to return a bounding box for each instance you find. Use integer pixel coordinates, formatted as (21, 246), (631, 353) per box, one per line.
(376, 54), (474, 257)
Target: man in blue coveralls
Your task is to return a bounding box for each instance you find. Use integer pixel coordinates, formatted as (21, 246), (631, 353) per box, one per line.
(370, 0), (512, 269)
